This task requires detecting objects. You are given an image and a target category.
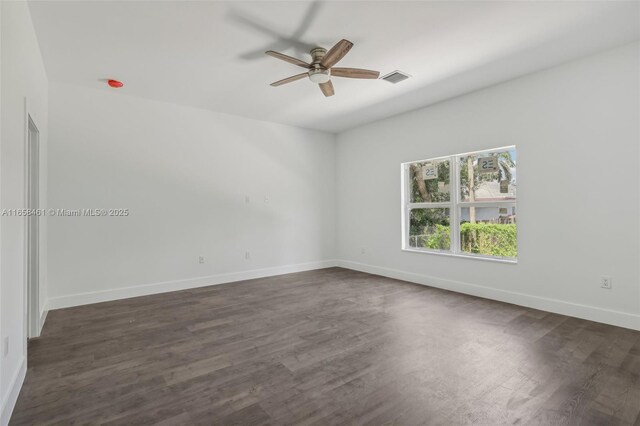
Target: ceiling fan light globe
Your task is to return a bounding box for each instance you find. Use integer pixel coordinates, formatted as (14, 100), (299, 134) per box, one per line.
(308, 69), (330, 84)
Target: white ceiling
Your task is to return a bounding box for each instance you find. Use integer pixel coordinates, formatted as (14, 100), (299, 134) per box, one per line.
(29, 1), (640, 133)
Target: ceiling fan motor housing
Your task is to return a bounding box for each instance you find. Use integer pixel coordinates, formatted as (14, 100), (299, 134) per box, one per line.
(310, 47), (327, 63)
(308, 48), (330, 83)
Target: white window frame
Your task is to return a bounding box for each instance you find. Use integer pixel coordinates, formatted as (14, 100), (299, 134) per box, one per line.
(401, 146), (517, 263)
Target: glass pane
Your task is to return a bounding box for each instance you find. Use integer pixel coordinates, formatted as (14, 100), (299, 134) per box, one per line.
(409, 208), (450, 251)
(459, 206), (517, 258)
(459, 148), (516, 202)
(408, 159), (451, 203)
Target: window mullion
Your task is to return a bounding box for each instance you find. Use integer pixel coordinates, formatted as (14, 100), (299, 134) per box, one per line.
(402, 163), (410, 249)
(458, 201), (515, 207)
(451, 155), (460, 255)
(408, 202), (451, 209)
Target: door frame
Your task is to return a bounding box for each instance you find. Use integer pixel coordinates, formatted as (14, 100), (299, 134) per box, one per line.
(25, 103), (41, 339)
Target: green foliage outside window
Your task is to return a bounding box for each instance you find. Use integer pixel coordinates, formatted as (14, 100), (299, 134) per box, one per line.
(409, 209), (450, 250)
(425, 224), (451, 250)
(419, 223), (517, 258)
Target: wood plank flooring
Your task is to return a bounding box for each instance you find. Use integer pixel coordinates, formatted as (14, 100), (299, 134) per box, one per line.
(11, 268), (640, 425)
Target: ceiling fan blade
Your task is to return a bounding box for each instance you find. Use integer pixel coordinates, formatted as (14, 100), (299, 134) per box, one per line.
(270, 73), (308, 87)
(320, 39), (353, 69)
(265, 51), (310, 69)
(319, 80), (334, 97)
(331, 68), (380, 79)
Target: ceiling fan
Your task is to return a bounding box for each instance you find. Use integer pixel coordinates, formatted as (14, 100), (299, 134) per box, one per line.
(266, 39), (380, 97)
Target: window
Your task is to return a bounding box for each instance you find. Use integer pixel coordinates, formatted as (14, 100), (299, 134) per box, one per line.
(402, 146), (517, 261)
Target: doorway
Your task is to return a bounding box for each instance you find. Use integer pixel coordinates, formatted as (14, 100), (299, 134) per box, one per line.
(27, 116), (40, 338)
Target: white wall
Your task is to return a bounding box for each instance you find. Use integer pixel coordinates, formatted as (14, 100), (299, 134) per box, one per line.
(0, 0), (3, 419)
(0, 2), (49, 424)
(336, 42), (640, 330)
(46, 42), (640, 330)
(47, 82), (336, 308)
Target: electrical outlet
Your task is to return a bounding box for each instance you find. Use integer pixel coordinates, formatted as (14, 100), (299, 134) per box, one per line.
(198, 256), (205, 264)
(245, 251), (251, 260)
(264, 195), (269, 204)
(601, 276), (612, 289)
(3, 337), (8, 358)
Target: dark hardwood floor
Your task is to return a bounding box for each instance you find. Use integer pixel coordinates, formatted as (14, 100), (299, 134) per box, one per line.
(11, 268), (640, 425)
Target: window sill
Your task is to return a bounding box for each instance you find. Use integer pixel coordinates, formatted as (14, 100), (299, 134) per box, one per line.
(401, 248), (518, 264)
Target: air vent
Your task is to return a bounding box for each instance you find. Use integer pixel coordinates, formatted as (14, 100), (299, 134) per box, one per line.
(380, 70), (411, 84)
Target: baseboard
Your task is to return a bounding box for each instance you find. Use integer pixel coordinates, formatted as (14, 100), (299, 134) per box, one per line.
(48, 260), (338, 310)
(0, 357), (26, 426)
(39, 301), (49, 334)
(336, 260), (640, 331)
(45, 258), (639, 330)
